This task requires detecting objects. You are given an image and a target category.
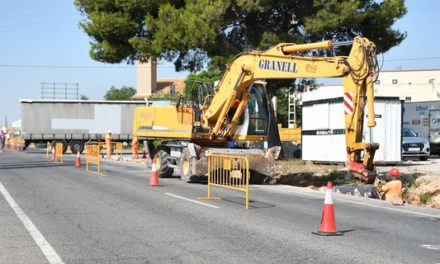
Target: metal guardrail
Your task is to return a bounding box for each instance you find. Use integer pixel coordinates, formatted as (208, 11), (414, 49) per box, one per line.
(55, 143), (63, 163)
(199, 154), (250, 209)
(85, 144), (101, 174)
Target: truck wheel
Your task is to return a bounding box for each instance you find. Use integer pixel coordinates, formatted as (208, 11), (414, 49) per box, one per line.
(52, 140), (68, 154)
(70, 140), (84, 154)
(180, 148), (196, 183)
(154, 150), (173, 178)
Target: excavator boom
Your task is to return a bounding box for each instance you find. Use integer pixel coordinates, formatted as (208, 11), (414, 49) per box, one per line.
(202, 37), (379, 182)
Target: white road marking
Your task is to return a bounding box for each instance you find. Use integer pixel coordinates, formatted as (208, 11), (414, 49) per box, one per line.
(164, 193), (221, 209)
(421, 244), (440, 250)
(254, 185), (440, 219)
(0, 182), (65, 264)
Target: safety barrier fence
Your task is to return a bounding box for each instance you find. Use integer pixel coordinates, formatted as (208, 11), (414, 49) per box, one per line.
(4, 138), (24, 152)
(199, 154), (250, 209)
(113, 142), (123, 157)
(85, 143), (101, 174)
(83, 141), (122, 157)
(55, 143), (63, 163)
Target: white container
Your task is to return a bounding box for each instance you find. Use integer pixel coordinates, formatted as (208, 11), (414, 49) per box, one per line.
(301, 89), (402, 164)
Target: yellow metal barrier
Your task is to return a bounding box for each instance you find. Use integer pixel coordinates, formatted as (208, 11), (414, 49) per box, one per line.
(278, 124), (301, 143)
(199, 154), (250, 209)
(85, 141), (123, 158)
(112, 142), (123, 157)
(9, 139), (15, 150)
(55, 143), (63, 163)
(85, 144), (101, 174)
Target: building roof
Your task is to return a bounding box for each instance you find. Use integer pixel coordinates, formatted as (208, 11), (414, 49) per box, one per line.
(378, 68), (440, 73)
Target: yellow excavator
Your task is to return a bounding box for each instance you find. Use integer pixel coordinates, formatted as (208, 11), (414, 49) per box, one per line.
(133, 36), (379, 183)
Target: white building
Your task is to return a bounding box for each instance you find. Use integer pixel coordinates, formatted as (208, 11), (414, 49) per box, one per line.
(373, 69), (440, 102)
(304, 69), (440, 102)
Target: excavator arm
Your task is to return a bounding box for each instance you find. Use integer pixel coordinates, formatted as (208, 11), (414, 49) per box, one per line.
(202, 37), (379, 182)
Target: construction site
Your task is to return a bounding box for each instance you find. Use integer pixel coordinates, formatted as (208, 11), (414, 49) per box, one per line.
(1, 1), (439, 263)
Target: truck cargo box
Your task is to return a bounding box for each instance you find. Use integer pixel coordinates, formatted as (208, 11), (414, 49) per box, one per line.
(20, 99), (146, 153)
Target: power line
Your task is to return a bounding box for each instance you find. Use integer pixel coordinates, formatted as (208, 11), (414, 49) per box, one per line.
(1, 56), (439, 70)
(0, 64), (175, 69)
(384, 57), (440, 62)
(0, 13), (77, 19)
(0, 20), (77, 28)
(0, 4), (72, 12)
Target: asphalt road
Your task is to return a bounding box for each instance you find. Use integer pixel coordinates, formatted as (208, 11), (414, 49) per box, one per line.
(0, 150), (439, 264)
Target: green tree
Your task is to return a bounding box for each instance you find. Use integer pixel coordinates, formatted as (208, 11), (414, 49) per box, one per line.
(184, 71), (222, 100)
(80, 94), (89, 100)
(75, 0), (407, 72)
(104, 86), (136, 100)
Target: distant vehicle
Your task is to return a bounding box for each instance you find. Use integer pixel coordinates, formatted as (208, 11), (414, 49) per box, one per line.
(402, 128), (430, 161)
(21, 100), (146, 153)
(403, 101), (440, 155)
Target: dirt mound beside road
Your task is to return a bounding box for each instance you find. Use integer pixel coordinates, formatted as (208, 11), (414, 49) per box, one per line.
(406, 176), (440, 209)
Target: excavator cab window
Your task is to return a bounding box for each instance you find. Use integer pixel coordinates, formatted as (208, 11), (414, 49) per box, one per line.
(247, 83), (269, 135)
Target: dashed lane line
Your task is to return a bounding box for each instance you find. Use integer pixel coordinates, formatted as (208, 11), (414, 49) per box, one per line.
(0, 181), (65, 264)
(164, 193), (221, 209)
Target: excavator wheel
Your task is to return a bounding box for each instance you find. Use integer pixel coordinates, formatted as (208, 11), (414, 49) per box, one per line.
(154, 150), (173, 178)
(180, 148), (197, 183)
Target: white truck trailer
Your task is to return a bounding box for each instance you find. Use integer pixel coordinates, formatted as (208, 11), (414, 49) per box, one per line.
(403, 101), (440, 155)
(21, 99), (146, 153)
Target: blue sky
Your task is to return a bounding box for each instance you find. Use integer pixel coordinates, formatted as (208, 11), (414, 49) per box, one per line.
(0, 0), (439, 124)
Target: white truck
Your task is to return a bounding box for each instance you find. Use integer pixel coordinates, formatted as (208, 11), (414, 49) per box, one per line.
(403, 101), (440, 155)
(21, 99), (146, 153)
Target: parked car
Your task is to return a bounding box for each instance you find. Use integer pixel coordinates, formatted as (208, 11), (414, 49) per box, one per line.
(402, 128), (430, 161)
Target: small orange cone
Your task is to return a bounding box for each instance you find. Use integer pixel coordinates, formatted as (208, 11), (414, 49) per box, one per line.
(149, 158), (159, 186)
(51, 147), (56, 161)
(313, 181), (343, 236)
(75, 151), (81, 167)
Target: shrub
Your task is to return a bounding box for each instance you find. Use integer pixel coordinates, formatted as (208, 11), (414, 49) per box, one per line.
(419, 192), (432, 205)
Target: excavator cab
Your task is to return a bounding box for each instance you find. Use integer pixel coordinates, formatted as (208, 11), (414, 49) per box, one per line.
(245, 83), (269, 136)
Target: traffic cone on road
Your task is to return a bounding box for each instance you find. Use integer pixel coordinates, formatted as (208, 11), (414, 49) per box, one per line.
(75, 152), (81, 167)
(149, 158), (159, 186)
(51, 147), (56, 161)
(313, 181), (343, 236)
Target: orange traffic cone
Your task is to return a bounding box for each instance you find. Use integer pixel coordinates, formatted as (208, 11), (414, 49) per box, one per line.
(75, 151), (81, 167)
(51, 147), (56, 161)
(313, 181), (343, 236)
(149, 158), (159, 186)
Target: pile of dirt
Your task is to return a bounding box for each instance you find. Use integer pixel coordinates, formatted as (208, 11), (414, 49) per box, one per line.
(405, 176), (440, 209)
(272, 160), (345, 186)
